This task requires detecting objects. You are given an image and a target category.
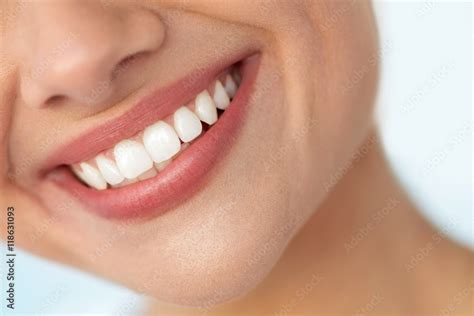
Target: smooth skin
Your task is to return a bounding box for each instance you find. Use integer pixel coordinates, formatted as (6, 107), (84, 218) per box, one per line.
(0, 1), (472, 315)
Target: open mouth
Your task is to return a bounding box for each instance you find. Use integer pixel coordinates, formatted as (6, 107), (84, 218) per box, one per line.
(71, 68), (241, 190)
(46, 53), (260, 219)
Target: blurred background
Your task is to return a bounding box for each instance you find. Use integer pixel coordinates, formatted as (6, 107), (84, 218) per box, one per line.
(1, 1), (472, 315)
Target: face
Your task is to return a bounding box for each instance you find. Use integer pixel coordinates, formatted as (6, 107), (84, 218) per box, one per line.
(0, 0), (378, 306)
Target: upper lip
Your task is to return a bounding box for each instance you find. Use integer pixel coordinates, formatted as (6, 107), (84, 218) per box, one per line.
(41, 49), (256, 174)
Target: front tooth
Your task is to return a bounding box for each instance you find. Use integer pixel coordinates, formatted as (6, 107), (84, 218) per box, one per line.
(224, 74), (237, 98)
(95, 155), (124, 185)
(143, 121), (181, 164)
(72, 165), (88, 183)
(173, 106), (202, 142)
(194, 90), (218, 125)
(78, 162), (107, 190)
(114, 140), (153, 179)
(213, 81), (230, 110)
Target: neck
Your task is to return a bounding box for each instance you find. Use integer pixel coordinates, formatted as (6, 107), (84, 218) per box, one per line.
(147, 132), (471, 315)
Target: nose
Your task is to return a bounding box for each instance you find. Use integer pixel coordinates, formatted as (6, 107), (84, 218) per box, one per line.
(19, 1), (165, 109)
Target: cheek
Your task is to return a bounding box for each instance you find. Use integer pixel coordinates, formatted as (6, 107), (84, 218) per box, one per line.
(294, 8), (378, 197)
(263, 3), (379, 226)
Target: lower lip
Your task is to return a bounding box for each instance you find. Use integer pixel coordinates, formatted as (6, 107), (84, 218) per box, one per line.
(50, 55), (260, 220)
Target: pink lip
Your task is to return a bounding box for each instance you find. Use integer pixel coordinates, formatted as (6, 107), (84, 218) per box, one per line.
(46, 53), (261, 220)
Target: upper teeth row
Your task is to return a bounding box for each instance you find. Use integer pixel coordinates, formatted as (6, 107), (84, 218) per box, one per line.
(72, 72), (240, 190)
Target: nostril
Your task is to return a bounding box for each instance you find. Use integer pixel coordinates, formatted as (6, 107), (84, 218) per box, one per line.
(45, 94), (66, 106)
(117, 53), (138, 69)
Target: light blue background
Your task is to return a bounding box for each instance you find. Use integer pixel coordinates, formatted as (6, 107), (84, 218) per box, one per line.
(1, 1), (472, 315)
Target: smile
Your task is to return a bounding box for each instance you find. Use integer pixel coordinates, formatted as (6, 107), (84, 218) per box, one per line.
(72, 68), (240, 190)
(46, 53), (260, 219)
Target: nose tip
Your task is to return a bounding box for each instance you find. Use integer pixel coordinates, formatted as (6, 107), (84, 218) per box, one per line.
(20, 6), (165, 109)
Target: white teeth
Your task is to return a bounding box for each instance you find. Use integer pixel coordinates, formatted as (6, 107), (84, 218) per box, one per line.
(213, 80), (230, 110)
(78, 162), (107, 190)
(194, 90), (218, 125)
(224, 74), (237, 98)
(95, 155), (125, 185)
(173, 106), (203, 142)
(143, 121), (181, 164)
(114, 140), (153, 179)
(73, 69), (241, 190)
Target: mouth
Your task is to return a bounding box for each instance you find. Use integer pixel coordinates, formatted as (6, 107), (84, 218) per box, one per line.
(46, 53), (260, 219)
